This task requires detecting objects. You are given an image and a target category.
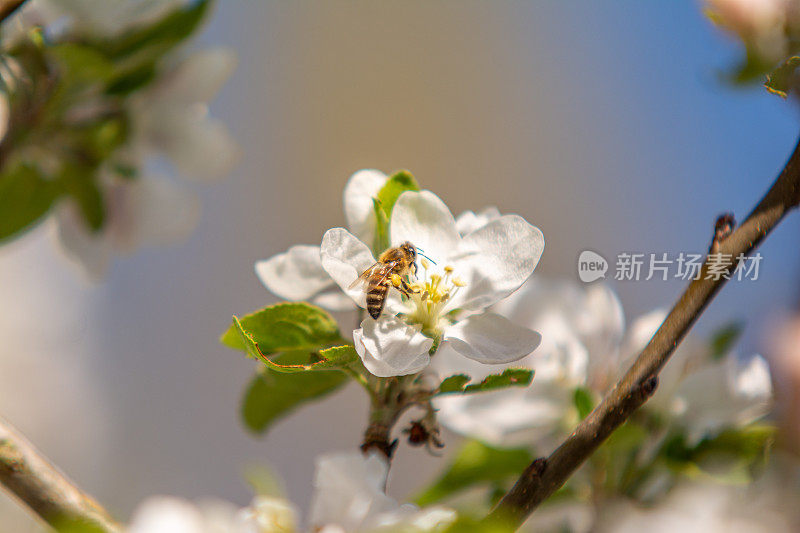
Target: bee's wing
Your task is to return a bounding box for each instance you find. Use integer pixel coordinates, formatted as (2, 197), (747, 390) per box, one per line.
(348, 262), (381, 290)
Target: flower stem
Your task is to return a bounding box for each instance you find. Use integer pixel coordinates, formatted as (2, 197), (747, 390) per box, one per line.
(487, 133), (800, 528)
(360, 376), (420, 462)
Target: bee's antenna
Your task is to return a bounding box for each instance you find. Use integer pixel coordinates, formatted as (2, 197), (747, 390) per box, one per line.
(418, 251), (437, 265)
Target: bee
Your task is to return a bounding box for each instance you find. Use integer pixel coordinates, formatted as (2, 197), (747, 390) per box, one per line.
(349, 242), (418, 319)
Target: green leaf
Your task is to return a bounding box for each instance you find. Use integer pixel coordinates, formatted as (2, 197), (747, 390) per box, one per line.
(59, 163), (105, 231)
(241, 363), (348, 434)
(229, 316), (355, 373)
(573, 386), (596, 420)
(660, 425), (776, 482)
(375, 170), (419, 221)
(0, 163), (60, 243)
(220, 302), (343, 354)
(436, 369), (534, 395)
(765, 56), (800, 98)
(443, 516), (514, 533)
(100, 0), (210, 62)
(709, 321), (744, 360)
(105, 62), (157, 95)
(438, 374), (471, 393)
(50, 43), (114, 85)
(413, 440), (533, 506)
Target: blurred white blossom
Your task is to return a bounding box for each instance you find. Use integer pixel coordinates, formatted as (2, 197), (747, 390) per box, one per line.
(127, 452), (454, 533)
(594, 480), (799, 533)
(310, 451), (456, 532)
(128, 48), (240, 182)
(433, 276), (772, 448)
(432, 278), (623, 447)
(52, 173), (200, 279)
(707, 0), (792, 61)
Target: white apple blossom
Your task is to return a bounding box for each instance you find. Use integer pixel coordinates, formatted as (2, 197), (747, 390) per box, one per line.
(619, 310), (773, 444)
(52, 173), (199, 280)
(594, 480), (799, 533)
(310, 451), (456, 533)
(431, 278), (624, 447)
(255, 169), (388, 311)
(320, 190), (544, 377)
(433, 277), (772, 448)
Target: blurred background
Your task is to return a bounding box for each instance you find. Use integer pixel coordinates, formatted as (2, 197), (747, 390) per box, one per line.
(1, 1), (799, 530)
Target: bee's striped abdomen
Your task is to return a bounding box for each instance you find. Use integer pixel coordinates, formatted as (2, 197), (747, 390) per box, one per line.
(367, 279), (390, 319)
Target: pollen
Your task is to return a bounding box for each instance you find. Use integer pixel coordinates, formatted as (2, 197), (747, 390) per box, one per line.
(403, 265), (467, 337)
(391, 274), (402, 287)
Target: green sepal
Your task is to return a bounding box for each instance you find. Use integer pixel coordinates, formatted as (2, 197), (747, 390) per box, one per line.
(375, 170), (419, 220)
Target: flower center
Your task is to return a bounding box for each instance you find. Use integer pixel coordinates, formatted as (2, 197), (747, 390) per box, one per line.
(399, 260), (465, 337)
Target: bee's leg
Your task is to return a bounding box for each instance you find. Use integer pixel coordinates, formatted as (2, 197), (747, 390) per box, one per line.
(399, 278), (419, 296)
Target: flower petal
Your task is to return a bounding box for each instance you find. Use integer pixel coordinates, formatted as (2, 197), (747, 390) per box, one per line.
(52, 200), (112, 281)
(123, 175), (200, 248)
(733, 353), (772, 402)
(255, 245), (334, 302)
(309, 451), (395, 531)
(493, 278), (623, 387)
(354, 316), (433, 377)
(451, 215), (544, 310)
(343, 169), (388, 244)
(455, 206), (501, 236)
(390, 190), (460, 265)
(154, 110), (241, 181)
(312, 291), (358, 311)
(320, 228), (376, 308)
(160, 48), (237, 105)
(445, 312), (541, 364)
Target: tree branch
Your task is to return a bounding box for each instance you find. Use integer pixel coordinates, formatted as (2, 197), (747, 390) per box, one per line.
(0, 416), (121, 532)
(488, 134), (800, 528)
(0, 0), (27, 24)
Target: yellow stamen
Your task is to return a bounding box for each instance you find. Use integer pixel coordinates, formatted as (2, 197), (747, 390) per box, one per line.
(453, 277), (466, 287)
(444, 265), (454, 274)
(421, 258), (430, 269)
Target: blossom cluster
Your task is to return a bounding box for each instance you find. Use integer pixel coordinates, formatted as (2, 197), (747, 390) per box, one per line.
(0, 0), (237, 278)
(126, 451), (455, 533)
(209, 168), (789, 533)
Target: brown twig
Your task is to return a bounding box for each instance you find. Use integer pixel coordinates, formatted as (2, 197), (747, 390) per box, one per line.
(487, 135), (800, 528)
(0, 416), (121, 532)
(0, 0), (27, 24)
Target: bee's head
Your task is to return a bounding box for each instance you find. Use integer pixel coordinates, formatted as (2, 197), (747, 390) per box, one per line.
(400, 242), (417, 261)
